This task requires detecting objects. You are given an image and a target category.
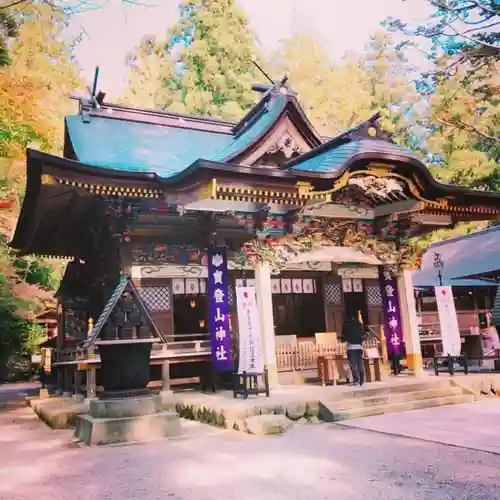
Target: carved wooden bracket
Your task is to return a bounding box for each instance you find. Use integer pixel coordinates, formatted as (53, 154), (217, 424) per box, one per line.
(267, 132), (303, 159)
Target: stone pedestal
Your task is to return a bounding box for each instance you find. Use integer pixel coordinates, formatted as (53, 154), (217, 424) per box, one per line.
(74, 393), (181, 445)
(39, 388), (50, 399)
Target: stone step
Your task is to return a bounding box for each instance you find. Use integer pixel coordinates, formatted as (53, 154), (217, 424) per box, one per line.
(319, 393), (476, 422)
(327, 380), (453, 401)
(325, 386), (464, 411)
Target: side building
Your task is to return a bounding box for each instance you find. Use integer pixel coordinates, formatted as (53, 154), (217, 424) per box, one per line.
(414, 226), (500, 360)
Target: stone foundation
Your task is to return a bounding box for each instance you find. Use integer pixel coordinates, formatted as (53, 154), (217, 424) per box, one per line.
(74, 394), (181, 445)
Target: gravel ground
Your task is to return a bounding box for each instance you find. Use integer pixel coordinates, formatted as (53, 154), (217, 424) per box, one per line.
(1, 401), (500, 500)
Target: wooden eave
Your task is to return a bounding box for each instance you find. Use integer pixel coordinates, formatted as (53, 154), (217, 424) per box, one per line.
(173, 158), (500, 218)
(29, 149), (163, 199)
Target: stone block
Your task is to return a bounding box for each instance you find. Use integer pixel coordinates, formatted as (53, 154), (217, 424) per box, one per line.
(285, 402), (306, 421)
(305, 401), (320, 418)
(90, 394), (163, 419)
(244, 414), (293, 436)
(39, 388), (50, 400)
(74, 411), (181, 445)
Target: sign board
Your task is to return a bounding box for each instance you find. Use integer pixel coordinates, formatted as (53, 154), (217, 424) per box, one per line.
(434, 286), (461, 356)
(378, 268), (404, 357)
(236, 287), (265, 374)
(208, 247), (232, 372)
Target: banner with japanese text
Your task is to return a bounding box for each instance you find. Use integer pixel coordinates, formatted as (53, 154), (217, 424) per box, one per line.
(236, 287), (265, 374)
(208, 246), (232, 372)
(378, 267), (404, 357)
(435, 286), (461, 356)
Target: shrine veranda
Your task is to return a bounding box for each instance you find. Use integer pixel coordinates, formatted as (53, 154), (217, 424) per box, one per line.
(11, 81), (500, 395)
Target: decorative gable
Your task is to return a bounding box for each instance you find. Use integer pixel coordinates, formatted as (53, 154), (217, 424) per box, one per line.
(86, 276), (164, 345)
(240, 114), (317, 168)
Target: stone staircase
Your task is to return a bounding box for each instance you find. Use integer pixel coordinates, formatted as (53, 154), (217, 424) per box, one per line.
(318, 380), (475, 422)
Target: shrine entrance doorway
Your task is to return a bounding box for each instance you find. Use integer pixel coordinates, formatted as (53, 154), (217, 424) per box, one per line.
(343, 290), (369, 325)
(172, 295), (209, 342)
(273, 291), (326, 338)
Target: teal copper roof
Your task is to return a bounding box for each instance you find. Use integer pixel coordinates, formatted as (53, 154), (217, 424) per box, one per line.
(412, 226), (500, 288)
(65, 115), (233, 178)
(289, 139), (418, 174)
(65, 96), (286, 177)
(211, 95), (286, 162)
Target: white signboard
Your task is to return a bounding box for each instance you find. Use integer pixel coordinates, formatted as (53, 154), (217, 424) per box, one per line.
(435, 286), (461, 356)
(236, 287), (265, 374)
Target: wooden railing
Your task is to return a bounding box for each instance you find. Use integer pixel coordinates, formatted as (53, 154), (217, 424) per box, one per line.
(276, 339), (380, 372)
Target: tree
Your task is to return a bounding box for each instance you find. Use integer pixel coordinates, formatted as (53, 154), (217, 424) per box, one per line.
(270, 31), (420, 143)
(124, 0), (263, 119)
(270, 33), (373, 136)
(122, 36), (177, 110)
(385, 1), (499, 69)
(0, 3), (80, 376)
(0, 9), (17, 66)
(359, 30), (421, 145)
(385, 1), (499, 145)
(0, 3), (81, 192)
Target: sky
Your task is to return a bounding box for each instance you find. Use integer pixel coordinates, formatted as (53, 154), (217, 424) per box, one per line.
(71, 0), (432, 99)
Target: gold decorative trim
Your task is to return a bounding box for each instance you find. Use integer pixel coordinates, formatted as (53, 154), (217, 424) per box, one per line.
(197, 178), (217, 200)
(41, 174), (57, 185)
(214, 184), (328, 205)
(323, 168), (451, 209)
(55, 178), (161, 199)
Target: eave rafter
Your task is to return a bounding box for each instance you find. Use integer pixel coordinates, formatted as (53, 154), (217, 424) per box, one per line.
(41, 174), (162, 199)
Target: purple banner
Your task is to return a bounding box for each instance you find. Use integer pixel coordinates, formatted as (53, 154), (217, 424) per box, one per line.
(208, 246), (232, 372)
(378, 267), (404, 357)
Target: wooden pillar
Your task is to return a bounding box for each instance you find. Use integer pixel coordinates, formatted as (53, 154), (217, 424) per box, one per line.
(55, 366), (63, 395)
(255, 261), (278, 386)
(62, 367), (72, 396)
(161, 359), (171, 392)
(74, 368), (83, 395)
(86, 365), (97, 399)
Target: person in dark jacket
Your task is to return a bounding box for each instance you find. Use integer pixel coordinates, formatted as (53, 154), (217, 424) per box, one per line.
(341, 314), (366, 386)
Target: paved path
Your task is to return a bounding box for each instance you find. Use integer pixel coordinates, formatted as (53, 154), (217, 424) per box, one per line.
(338, 399), (500, 455)
(1, 399), (500, 500)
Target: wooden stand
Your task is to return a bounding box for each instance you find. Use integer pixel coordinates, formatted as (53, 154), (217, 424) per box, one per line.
(363, 358), (383, 382)
(233, 370), (270, 399)
(317, 356), (351, 386)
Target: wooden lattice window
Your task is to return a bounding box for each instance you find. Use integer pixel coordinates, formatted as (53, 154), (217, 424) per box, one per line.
(365, 283), (382, 306)
(324, 283), (342, 305)
(138, 286), (171, 312)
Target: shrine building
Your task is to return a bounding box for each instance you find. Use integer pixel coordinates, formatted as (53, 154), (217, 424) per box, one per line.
(11, 80), (500, 394)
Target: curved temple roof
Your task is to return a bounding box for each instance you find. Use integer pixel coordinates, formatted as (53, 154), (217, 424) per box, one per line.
(65, 86), (414, 180)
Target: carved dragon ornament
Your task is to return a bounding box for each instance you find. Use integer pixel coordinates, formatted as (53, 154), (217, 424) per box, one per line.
(234, 218), (421, 275)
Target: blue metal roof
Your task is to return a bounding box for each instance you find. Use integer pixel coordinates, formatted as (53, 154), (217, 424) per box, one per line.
(65, 115), (233, 178)
(413, 225), (500, 288)
(211, 95), (286, 162)
(65, 96), (287, 177)
(289, 139), (418, 173)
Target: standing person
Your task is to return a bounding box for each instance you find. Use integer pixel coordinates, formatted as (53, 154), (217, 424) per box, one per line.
(341, 314), (366, 387)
